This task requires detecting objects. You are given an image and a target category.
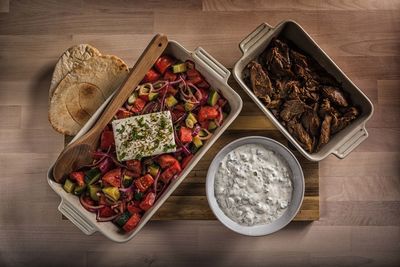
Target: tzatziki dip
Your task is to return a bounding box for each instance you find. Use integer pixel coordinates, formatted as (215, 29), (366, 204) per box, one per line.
(214, 144), (293, 226)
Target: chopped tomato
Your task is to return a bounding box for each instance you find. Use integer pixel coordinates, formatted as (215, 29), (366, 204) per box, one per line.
(116, 109), (133, 119)
(139, 192), (156, 211)
(163, 70), (177, 81)
(179, 127), (193, 143)
(134, 174), (154, 192)
(126, 160), (142, 178)
(198, 106), (219, 122)
(154, 56), (175, 74)
(122, 212), (141, 232)
(157, 155), (178, 169)
(166, 85), (178, 96)
(181, 154), (193, 169)
(171, 107), (185, 122)
(102, 168), (121, 187)
(127, 203), (142, 214)
(100, 130), (114, 150)
(187, 69), (204, 85)
(132, 98), (146, 113)
(160, 161), (181, 183)
(70, 171), (85, 186)
(174, 104), (185, 112)
(196, 80), (210, 89)
(98, 194), (108, 206)
(143, 68), (160, 83)
(98, 206), (115, 218)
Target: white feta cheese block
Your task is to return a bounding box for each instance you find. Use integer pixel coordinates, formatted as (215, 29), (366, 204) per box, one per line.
(112, 111), (176, 161)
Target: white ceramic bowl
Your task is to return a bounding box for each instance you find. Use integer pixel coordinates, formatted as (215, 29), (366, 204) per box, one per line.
(206, 136), (304, 236)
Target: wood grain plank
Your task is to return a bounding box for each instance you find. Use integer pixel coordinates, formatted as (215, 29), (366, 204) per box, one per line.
(197, 224), (352, 253)
(0, 81), (51, 104)
(317, 201), (400, 226)
(0, 12), (154, 35)
(321, 176), (400, 201)
(320, 152), (400, 177)
(0, 129), (62, 153)
(0, 251), (87, 267)
(0, 153), (58, 177)
(378, 80), (400, 105)
(353, 128), (400, 152)
(9, 0), (201, 13)
(0, 106), (21, 129)
(203, 0), (400, 11)
(0, 0), (9, 13)
(155, 11), (400, 36)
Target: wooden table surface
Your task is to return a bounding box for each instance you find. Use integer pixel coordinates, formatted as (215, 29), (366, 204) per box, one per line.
(1, 1), (399, 266)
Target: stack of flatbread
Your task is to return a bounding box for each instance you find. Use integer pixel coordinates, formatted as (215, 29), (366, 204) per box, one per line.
(48, 44), (129, 135)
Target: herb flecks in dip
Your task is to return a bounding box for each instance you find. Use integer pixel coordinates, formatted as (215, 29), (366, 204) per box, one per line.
(214, 144), (293, 226)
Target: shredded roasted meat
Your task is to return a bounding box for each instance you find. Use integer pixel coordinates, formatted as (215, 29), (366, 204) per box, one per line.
(245, 37), (360, 153)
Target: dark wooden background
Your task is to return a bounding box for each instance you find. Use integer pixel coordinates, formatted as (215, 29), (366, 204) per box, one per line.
(0, 1), (399, 266)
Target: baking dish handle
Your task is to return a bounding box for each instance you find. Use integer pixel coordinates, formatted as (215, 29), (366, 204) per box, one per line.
(332, 125), (368, 159)
(58, 199), (97, 235)
(193, 47), (231, 83)
(239, 23), (273, 54)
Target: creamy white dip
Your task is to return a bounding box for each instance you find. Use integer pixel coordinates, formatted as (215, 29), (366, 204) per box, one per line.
(214, 144), (293, 226)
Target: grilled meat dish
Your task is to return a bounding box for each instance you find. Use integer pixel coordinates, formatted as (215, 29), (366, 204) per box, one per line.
(245, 37), (360, 153)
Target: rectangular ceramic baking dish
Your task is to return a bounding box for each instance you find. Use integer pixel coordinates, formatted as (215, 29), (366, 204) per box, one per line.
(233, 20), (374, 161)
(47, 40), (243, 242)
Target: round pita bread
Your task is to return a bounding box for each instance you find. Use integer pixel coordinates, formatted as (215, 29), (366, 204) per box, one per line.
(49, 44), (101, 99)
(49, 55), (129, 135)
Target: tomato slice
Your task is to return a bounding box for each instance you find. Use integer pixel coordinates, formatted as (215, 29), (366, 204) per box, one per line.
(139, 192), (156, 211)
(102, 168), (122, 187)
(132, 98), (146, 113)
(126, 160), (142, 178)
(100, 130), (115, 150)
(116, 109), (133, 119)
(143, 68), (160, 83)
(122, 213), (141, 232)
(160, 161), (181, 183)
(163, 70), (177, 81)
(198, 106), (219, 122)
(98, 206), (115, 218)
(181, 154), (193, 169)
(157, 155), (178, 169)
(179, 127), (193, 143)
(154, 56), (175, 74)
(127, 203), (142, 214)
(134, 174), (154, 192)
(70, 171), (85, 186)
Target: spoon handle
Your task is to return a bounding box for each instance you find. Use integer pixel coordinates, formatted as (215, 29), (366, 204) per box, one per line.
(92, 34), (168, 133)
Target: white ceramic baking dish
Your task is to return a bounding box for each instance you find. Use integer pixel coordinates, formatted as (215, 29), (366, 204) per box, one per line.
(233, 21), (374, 161)
(47, 40), (243, 242)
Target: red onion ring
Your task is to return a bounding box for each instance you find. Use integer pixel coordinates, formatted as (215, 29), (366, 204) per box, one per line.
(96, 210), (120, 222)
(79, 194), (105, 212)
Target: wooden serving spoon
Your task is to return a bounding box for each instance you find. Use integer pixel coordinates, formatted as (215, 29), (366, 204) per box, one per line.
(53, 34), (169, 183)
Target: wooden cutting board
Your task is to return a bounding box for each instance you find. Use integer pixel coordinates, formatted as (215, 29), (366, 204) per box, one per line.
(63, 77), (319, 221)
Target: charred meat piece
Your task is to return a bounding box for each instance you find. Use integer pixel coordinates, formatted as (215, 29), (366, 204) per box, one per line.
(287, 121), (313, 152)
(266, 46), (293, 78)
(290, 50), (308, 68)
(318, 115), (332, 150)
(293, 64), (312, 81)
(301, 109), (321, 136)
(248, 61), (273, 101)
(343, 107), (359, 120)
(331, 107), (359, 134)
(318, 98), (339, 118)
(322, 86), (349, 107)
(280, 99), (307, 122)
